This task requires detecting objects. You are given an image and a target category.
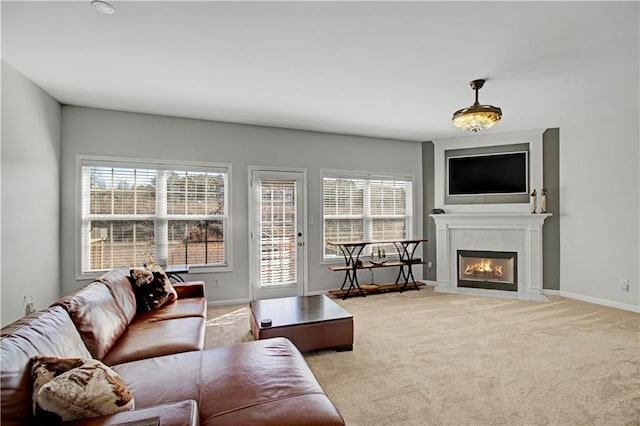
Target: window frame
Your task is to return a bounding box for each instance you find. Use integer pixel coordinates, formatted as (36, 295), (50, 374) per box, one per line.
(76, 155), (233, 279)
(321, 168), (415, 264)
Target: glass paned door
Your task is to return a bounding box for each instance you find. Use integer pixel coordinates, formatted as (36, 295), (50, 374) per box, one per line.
(250, 169), (305, 300)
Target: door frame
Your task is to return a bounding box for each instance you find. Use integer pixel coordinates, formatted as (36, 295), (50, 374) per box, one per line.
(248, 166), (308, 301)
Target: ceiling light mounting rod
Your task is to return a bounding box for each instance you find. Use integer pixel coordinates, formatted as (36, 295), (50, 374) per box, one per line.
(471, 79), (485, 105)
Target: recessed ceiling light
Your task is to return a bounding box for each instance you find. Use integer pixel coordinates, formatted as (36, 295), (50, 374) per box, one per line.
(91, 0), (115, 15)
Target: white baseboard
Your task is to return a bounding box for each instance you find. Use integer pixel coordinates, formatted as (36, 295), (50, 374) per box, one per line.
(552, 290), (640, 313)
(307, 289), (335, 296)
(207, 298), (250, 307)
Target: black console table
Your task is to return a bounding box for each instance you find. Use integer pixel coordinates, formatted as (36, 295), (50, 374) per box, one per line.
(327, 239), (427, 298)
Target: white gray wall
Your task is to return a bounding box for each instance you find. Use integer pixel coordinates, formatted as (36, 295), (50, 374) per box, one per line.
(560, 107), (639, 311)
(1, 61), (61, 326)
(60, 106), (423, 302)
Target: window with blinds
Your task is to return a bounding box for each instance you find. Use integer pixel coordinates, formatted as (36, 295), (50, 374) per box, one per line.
(322, 172), (413, 260)
(80, 158), (230, 274)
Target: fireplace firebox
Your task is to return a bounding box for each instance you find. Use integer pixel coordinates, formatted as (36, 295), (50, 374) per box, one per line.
(457, 250), (517, 292)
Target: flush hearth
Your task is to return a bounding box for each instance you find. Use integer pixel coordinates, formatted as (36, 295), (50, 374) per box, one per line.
(457, 250), (517, 292)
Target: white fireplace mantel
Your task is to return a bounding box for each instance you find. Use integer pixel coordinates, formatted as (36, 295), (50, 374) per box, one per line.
(430, 213), (552, 300)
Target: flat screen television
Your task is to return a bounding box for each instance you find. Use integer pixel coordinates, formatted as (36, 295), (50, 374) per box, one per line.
(447, 151), (528, 196)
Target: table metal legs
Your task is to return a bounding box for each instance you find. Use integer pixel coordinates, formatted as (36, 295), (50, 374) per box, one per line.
(393, 242), (420, 292)
(338, 244), (366, 299)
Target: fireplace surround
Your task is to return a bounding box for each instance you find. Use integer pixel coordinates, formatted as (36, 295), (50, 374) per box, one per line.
(430, 213), (551, 300)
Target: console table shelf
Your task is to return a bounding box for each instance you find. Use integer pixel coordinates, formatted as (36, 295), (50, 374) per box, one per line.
(328, 281), (426, 298)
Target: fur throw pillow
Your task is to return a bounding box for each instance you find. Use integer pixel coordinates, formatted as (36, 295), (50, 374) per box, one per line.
(31, 356), (84, 414)
(129, 266), (177, 313)
(31, 356), (134, 423)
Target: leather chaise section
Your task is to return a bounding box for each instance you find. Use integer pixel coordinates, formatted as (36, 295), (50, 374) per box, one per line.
(112, 338), (345, 426)
(198, 338), (343, 425)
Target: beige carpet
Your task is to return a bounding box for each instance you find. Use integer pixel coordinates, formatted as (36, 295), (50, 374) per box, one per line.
(205, 288), (640, 425)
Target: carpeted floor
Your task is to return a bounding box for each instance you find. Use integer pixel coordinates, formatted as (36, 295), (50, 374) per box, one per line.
(205, 287), (640, 425)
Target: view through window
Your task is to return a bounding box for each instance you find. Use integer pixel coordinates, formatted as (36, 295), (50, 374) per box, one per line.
(80, 158), (229, 273)
(322, 171), (413, 260)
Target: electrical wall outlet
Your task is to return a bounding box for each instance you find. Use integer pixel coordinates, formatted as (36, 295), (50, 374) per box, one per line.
(427, 261), (433, 268)
(620, 279), (630, 292)
(212, 279), (221, 288)
(24, 295), (35, 314)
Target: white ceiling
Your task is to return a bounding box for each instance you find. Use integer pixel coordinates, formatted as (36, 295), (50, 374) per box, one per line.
(2, 1), (638, 142)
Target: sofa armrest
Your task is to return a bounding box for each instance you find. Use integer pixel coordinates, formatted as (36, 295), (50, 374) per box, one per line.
(64, 400), (199, 426)
(173, 281), (206, 299)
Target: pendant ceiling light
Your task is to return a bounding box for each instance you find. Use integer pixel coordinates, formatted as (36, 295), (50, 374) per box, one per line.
(452, 79), (502, 132)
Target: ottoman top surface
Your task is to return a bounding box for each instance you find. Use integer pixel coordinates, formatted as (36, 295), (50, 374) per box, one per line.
(251, 295), (352, 329)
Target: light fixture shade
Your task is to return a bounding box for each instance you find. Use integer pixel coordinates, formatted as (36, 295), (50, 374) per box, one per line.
(452, 80), (502, 132)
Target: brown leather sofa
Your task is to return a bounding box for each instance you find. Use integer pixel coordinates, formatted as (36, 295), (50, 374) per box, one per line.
(1, 267), (345, 425)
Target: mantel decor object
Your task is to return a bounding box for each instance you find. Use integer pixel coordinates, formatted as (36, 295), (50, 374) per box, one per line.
(530, 189), (537, 214)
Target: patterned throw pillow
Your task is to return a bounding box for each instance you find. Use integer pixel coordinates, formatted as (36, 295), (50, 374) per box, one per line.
(31, 356), (84, 414)
(146, 264), (178, 304)
(129, 266), (177, 313)
(31, 356), (135, 423)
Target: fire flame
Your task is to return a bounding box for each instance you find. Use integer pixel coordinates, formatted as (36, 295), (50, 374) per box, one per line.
(464, 260), (503, 277)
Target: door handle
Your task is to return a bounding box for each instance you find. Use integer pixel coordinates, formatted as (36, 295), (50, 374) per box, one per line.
(297, 242), (304, 246)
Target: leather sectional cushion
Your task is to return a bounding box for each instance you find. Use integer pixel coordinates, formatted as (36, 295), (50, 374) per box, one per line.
(65, 400), (199, 426)
(172, 281), (206, 299)
(112, 351), (203, 406)
(102, 317), (205, 365)
(112, 338), (345, 426)
(97, 267), (138, 323)
(53, 283), (129, 360)
(135, 298), (207, 322)
(1, 307), (93, 425)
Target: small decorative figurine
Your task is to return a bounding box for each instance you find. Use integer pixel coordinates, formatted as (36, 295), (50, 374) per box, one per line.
(530, 189), (537, 214)
(540, 188), (547, 213)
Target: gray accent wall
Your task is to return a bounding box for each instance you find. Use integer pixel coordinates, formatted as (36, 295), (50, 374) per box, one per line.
(422, 141), (436, 281)
(1, 61), (62, 326)
(543, 128), (560, 290)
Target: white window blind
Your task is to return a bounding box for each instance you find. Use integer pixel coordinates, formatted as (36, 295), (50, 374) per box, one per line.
(259, 179), (297, 286)
(323, 172), (413, 260)
(80, 158), (229, 274)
